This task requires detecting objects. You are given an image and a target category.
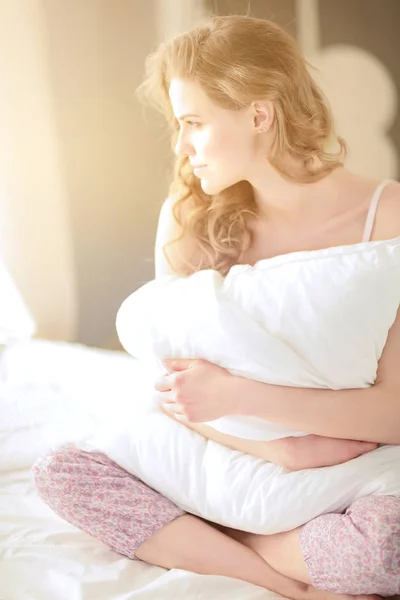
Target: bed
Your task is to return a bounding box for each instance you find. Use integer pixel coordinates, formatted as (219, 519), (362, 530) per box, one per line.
(0, 338), (276, 600)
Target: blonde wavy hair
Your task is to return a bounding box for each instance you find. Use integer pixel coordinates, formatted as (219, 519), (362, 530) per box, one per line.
(138, 14), (347, 275)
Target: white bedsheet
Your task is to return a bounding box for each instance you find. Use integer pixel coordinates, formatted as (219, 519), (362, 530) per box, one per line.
(0, 340), (277, 600)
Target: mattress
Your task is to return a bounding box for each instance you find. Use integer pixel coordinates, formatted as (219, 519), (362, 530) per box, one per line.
(0, 340), (274, 600)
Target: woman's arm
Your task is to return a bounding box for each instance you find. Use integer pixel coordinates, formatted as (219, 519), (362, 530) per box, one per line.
(162, 404), (377, 470)
(231, 308), (400, 444)
(158, 306), (400, 447)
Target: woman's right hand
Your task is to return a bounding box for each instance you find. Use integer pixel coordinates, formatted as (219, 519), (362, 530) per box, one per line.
(264, 434), (378, 471)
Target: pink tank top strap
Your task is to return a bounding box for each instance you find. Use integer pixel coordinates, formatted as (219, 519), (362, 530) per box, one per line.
(361, 179), (394, 243)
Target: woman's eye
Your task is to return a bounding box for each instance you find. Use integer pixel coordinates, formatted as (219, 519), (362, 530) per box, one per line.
(186, 121), (201, 127)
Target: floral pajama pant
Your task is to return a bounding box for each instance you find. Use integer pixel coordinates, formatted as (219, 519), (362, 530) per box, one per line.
(32, 445), (400, 596)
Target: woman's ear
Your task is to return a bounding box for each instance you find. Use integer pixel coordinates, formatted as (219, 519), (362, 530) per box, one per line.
(251, 100), (274, 133)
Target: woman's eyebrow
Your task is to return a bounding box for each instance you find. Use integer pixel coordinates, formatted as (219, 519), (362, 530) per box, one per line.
(176, 113), (201, 121)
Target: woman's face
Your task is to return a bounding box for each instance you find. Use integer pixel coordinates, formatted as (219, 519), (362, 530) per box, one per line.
(169, 78), (260, 195)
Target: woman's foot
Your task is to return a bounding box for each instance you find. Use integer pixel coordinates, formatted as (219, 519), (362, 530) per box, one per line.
(307, 590), (381, 600)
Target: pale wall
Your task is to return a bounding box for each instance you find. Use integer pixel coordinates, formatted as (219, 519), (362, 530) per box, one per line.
(0, 1), (78, 342)
(0, 0), (174, 347)
(42, 0), (173, 346)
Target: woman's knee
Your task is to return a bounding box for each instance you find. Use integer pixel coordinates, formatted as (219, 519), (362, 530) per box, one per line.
(32, 445), (81, 505)
(349, 494), (400, 540)
(349, 495), (400, 581)
(32, 445), (186, 560)
(301, 494), (400, 595)
(32, 445), (108, 506)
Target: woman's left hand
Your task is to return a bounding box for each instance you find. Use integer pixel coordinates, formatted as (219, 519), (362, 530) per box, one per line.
(154, 358), (238, 423)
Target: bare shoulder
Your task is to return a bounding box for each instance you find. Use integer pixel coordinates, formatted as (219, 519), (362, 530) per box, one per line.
(373, 180), (400, 241)
(154, 196), (204, 278)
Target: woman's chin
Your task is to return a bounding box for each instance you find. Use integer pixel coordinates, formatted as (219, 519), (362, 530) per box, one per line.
(200, 178), (227, 195)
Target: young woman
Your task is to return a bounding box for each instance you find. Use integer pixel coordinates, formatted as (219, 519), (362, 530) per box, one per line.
(33, 15), (400, 599)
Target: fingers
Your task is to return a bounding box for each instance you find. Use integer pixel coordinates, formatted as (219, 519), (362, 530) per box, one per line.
(163, 358), (197, 372)
(154, 368), (188, 391)
(156, 388), (186, 416)
(154, 366), (193, 421)
(154, 373), (174, 392)
(162, 401), (187, 418)
(160, 391), (176, 404)
(164, 402), (185, 414)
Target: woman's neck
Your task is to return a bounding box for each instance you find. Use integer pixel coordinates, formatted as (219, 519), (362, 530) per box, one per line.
(248, 161), (347, 225)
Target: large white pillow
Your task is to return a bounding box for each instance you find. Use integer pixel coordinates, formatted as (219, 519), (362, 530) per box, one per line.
(116, 237), (400, 441)
(83, 395), (400, 534)
(79, 237), (400, 535)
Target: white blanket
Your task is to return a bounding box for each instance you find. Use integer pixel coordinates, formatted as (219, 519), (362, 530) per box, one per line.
(1, 340), (273, 599)
(84, 237), (400, 534)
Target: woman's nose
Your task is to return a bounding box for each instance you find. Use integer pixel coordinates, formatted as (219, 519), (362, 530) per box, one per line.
(175, 132), (194, 157)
